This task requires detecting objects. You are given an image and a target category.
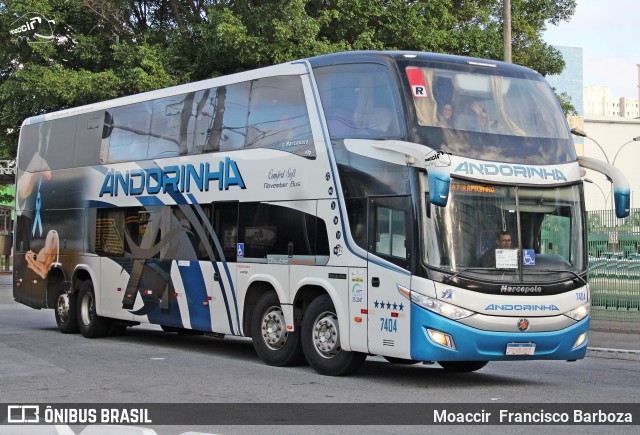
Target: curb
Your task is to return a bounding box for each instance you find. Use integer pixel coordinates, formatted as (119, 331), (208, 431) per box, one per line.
(587, 346), (640, 361)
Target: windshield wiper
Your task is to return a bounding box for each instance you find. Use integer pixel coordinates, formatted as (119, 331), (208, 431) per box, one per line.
(443, 267), (494, 283)
(529, 269), (587, 286)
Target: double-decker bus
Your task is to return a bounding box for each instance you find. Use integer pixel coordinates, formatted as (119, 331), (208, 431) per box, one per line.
(13, 51), (630, 376)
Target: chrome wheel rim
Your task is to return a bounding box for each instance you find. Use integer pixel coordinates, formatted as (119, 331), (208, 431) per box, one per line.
(261, 306), (288, 350)
(56, 293), (70, 323)
(80, 291), (94, 326)
(312, 311), (340, 359)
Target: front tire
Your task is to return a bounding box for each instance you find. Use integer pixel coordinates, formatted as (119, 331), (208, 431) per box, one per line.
(78, 280), (111, 338)
(54, 283), (79, 334)
(301, 295), (366, 376)
(438, 361), (488, 373)
(251, 292), (304, 367)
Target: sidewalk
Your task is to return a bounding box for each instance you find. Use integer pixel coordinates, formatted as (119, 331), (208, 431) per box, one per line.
(587, 319), (640, 360)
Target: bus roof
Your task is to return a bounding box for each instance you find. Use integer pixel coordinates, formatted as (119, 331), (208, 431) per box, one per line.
(22, 50), (539, 127)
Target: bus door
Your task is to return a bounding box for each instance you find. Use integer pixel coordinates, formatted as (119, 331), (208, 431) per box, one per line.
(367, 195), (412, 359)
(211, 201), (240, 335)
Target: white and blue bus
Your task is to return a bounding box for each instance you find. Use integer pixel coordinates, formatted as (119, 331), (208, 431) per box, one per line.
(13, 51), (630, 375)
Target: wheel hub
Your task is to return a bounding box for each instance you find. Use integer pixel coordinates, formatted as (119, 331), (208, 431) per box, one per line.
(56, 293), (70, 323)
(261, 306), (288, 350)
(80, 292), (94, 326)
(312, 312), (340, 359)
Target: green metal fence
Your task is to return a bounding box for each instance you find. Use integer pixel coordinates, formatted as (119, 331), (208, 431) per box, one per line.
(587, 208), (640, 322)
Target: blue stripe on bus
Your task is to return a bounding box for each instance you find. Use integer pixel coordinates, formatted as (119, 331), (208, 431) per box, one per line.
(138, 196), (165, 207)
(176, 261), (213, 332)
(88, 200), (118, 208)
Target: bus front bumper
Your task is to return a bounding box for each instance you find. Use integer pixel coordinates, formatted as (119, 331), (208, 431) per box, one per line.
(409, 303), (589, 362)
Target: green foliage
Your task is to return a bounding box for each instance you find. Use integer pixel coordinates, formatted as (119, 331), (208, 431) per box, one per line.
(0, 0), (577, 160)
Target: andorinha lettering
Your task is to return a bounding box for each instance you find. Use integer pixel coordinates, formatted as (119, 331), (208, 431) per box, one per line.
(485, 304), (560, 312)
(454, 161), (567, 182)
(99, 157), (245, 197)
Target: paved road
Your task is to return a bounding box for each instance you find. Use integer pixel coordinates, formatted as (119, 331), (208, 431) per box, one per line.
(0, 274), (638, 435)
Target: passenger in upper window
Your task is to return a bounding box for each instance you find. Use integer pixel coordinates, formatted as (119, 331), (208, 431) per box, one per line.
(439, 103), (454, 127)
(471, 101), (491, 132)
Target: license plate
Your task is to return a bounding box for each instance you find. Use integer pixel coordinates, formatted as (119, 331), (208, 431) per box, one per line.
(506, 343), (536, 356)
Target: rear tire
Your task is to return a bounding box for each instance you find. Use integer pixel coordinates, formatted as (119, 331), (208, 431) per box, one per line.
(54, 282), (79, 334)
(301, 294), (366, 376)
(438, 361), (488, 373)
(251, 292), (304, 366)
(77, 280), (111, 338)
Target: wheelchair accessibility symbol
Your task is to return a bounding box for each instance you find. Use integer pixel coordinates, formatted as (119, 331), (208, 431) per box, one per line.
(237, 243), (245, 258)
(523, 249), (535, 266)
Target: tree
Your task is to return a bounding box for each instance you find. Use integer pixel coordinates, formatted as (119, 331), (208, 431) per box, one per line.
(0, 0), (577, 159)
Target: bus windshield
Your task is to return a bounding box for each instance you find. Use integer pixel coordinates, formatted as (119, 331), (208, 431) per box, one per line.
(401, 61), (576, 165)
(421, 178), (585, 283)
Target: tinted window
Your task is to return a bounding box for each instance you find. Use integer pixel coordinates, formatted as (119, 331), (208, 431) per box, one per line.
(18, 122), (52, 172)
(44, 117), (78, 170)
(124, 207), (162, 258)
(315, 63), (404, 140)
(213, 202), (239, 262)
(238, 202), (270, 259)
(149, 95), (190, 159)
(246, 76), (313, 155)
(219, 84), (251, 152)
(74, 112), (103, 167)
(102, 102), (152, 163)
(95, 208), (125, 256)
(167, 205), (213, 261)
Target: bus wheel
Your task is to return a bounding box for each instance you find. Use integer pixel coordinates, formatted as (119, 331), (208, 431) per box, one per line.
(438, 361), (488, 372)
(383, 356), (419, 365)
(301, 295), (366, 376)
(54, 283), (79, 334)
(77, 281), (111, 338)
(251, 292), (304, 366)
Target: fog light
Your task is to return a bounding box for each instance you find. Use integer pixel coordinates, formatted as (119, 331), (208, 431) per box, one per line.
(427, 328), (456, 350)
(572, 332), (587, 349)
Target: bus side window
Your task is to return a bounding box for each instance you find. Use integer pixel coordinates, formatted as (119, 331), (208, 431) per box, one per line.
(95, 208), (125, 257)
(238, 202), (270, 260)
(213, 202), (238, 262)
(102, 102), (152, 163)
(149, 94), (194, 159)
(315, 63), (403, 140)
(245, 76), (311, 150)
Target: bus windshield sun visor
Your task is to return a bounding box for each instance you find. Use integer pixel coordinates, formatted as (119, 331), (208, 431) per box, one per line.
(578, 156), (630, 218)
(343, 139), (451, 206)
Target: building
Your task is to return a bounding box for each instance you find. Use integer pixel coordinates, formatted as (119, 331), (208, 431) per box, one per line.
(620, 96), (639, 118)
(583, 87), (639, 119)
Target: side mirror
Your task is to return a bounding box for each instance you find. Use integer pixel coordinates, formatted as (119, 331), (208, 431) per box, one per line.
(579, 156), (630, 218)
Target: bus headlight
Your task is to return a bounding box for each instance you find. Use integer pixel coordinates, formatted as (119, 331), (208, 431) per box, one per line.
(564, 302), (590, 321)
(411, 292), (474, 320)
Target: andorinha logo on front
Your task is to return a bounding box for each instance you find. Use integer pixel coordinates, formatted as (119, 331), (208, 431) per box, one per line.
(453, 161), (567, 182)
(99, 157), (246, 197)
(485, 304), (560, 312)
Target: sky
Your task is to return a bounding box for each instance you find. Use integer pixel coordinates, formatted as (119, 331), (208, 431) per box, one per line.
(543, 0), (639, 98)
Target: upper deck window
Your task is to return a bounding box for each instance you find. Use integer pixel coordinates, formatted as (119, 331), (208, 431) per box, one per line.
(400, 61), (576, 165)
(405, 66), (568, 139)
(314, 63), (404, 141)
